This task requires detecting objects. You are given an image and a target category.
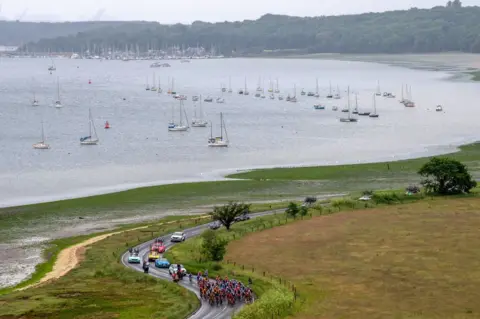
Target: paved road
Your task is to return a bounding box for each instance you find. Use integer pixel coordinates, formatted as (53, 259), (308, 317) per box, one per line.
(121, 209), (284, 319)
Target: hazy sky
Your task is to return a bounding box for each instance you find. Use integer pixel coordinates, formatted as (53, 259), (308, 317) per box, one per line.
(0, 0), (477, 23)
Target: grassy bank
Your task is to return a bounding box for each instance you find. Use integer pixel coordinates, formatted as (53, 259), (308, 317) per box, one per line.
(468, 70), (480, 81)
(228, 142), (480, 181)
(0, 216), (209, 319)
(225, 196), (480, 318)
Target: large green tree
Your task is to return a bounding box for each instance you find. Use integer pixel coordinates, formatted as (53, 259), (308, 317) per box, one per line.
(200, 229), (228, 262)
(418, 157), (476, 195)
(210, 202), (250, 231)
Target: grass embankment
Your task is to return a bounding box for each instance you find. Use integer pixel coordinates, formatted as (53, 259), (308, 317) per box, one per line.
(0, 216), (209, 319)
(226, 196), (480, 318)
(468, 70), (480, 81)
(228, 142), (480, 181)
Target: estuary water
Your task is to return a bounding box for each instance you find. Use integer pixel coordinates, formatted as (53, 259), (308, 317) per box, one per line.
(0, 57), (478, 207)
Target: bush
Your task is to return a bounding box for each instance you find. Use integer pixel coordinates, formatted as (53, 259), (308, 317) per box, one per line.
(233, 288), (294, 319)
(200, 230), (228, 262)
(331, 198), (358, 209)
(371, 192), (402, 205)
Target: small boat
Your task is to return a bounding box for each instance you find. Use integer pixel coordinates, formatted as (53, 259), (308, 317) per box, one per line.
(80, 109), (99, 145)
(208, 113), (229, 147)
(307, 91), (315, 97)
(369, 94), (379, 118)
(286, 95), (291, 102)
(289, 84), (298, 102)
(385, 93), (395, 98)
(256, 77), (262, 92)
(216, 97), (225, 103)
(340, 87), (358, 123)
(150, 73), (157, 91)
(352, 94), (359, 114)
(54, 77), (63, 108)
(180, 59), (190, 63)
(192, 96), (208, 127)
(48, 58), (56, 71)
(31, 80), (39, 106)
(104, 121), (110, 129)
(326, 82), (333, 99)
(168, 100), (190, 132)
(33, 122), (50, 149)
(404, 85), (415, 107)
(157, 77), (163, 93)
(268, 79), (274, 93)
(238, 89), (244, 95)
(436, 105), (443, 112)
(314, 104), (325, 110)
(192, 95), (199, 102)
(269, 94), (275, 100)
(204, 96), (213, 103)
(341, 108), (349, 113)
(255, 92), (261, 98)
(228, 77), (233, 93)
(278, 95), (284, 101)
(244, 77), (249, 95)
(274, 78), (280, 93)
(332, 106), (338, 111)
(301, 89), (306, 96)
(145, 77), (150, 91)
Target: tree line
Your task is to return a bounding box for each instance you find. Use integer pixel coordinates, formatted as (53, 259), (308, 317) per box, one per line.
(10, 2), (480, 55)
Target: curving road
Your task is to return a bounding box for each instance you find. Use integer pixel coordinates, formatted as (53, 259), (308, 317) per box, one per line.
(121, 209), (284, 319)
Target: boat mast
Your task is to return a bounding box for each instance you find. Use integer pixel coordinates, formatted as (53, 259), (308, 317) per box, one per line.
(220, 113), (223, 140)
(355, 94), (358, 112)
(347, 86), (351, 119)
(316, 78), (319, 95)
(373, 93), (377, 114)
(179, 100), (183, 125)
(329, 81), (332, 95)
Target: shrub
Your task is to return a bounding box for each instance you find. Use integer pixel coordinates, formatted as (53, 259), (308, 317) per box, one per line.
(233, 288), (294, 319)
(200, 230), (228, 262)
(371, 192), (402, 205)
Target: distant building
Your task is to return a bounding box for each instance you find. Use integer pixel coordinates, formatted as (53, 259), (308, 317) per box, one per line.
(0, 45), (18, 52)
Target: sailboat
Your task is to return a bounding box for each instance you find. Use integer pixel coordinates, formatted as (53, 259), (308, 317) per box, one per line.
(145, 77), (150, 91)
(33, 121), (50, 149)
(208, 112), (229, 147)
(168, 99), (189, 131)
(221, 83), (226, 93)
(32, 79), (39, 106)
(54, 77), (62, 108)
(256, 77), (262, 92)
(369, 94), (379, 118)
(228, 77), (233, 93)
(404, 85), (415, 107)
(268, 79), (274, 93)
(274, 78), (280, 93)
(375, 81), (381, 96)
(357, 94), (371, 116)
(192, 96), (208, 127)
(314, 78), (320, 98)
(340, 87), (358, 122)
(334, 85), (341, 99)
(289, 84), (298, 103)
(48, 58), (56, 71)
(150, 73), (157, 91)
(244, 77), (249, 95)
(352, 94), (359, 114)
(327, 82), (333, 99)
(157, 77), (163, 93)
(80, 109), (99, 145)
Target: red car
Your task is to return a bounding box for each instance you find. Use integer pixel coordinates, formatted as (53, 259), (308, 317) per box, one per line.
(152, 239), (166, 253)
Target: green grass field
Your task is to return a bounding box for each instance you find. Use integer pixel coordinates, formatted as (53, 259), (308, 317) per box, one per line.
(228, 143), (480, 181)
(0, 216), (205, 319)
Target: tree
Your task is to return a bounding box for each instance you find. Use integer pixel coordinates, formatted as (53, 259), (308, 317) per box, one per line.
(299, 205), (309, 219)
(285, 202), (299, 219)
(210, 202), (250, 231)
(418, 157), (476, 195)
(200, 230), (228, 262)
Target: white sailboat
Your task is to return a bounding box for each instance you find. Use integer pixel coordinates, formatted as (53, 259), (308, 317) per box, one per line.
(145, 76), (150, 91)
(168, 99), (190, 131)
(375, 81), (381, 96)
(256, 77), (262, 92)
(436, 105), (443, 112)
(369, 94), (379, 118)
(334, 85), (341, 99)
(268, 79), (274, 93)
(340, 87), (358, 123)
(157, 77), (163, 93)
(192, 96), (208, 127)
(150, 73), (157, 91)
(404, 85), (415, 107)
(314, 78), (320, 98)
(357, 93), (371, 116)
(327, 82), (333, 98)
(33, 121), (50, 149)
(244, 77), (249, 95)
(32, 79), (39, 106)
(80, 109), (99, 145)
(54, 77), (62, 108)
(274, 78), (280, 93)
(48, 58), (56, 71)
(289, 84), (297, 103)
(208, 112), (229, 147)
(228, 77), (233, 93)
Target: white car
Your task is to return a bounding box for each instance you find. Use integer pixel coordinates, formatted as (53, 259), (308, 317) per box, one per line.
(169, 264), (187, 276)
(359, 195), (371, 201)
(170, 231), (186, 242)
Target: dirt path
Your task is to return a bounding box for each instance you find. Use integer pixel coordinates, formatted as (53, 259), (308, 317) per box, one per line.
(17, 215), (210, 291)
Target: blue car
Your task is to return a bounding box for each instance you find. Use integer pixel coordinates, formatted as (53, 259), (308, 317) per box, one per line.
(155, 258), (171, 268)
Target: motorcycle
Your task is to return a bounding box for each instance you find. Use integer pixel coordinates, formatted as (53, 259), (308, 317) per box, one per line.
(143, 261), (150, 274)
